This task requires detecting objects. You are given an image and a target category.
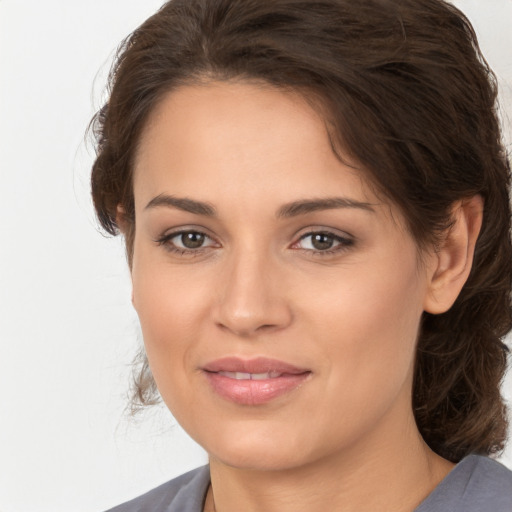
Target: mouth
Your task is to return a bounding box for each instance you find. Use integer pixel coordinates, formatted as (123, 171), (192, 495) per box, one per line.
(202, 357), (312, 405)
(216, 371), (285, 380)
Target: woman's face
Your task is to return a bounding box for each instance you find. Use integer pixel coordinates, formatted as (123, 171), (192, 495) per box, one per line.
(131, 81), (437, 471)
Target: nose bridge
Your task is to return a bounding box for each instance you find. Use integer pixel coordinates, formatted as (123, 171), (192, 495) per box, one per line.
(214, 242), (291, 336)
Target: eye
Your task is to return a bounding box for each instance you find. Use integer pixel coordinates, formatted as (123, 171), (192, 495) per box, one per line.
(293, 231), (353, 254)
(155, 229), (218, 254)
(174, 231), (208, 249)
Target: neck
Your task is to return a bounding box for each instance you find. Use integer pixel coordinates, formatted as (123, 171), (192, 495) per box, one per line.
(206, 403), (453, 512)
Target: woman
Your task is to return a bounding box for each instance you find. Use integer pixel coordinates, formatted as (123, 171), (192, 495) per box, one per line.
(91, 0), (512, 510)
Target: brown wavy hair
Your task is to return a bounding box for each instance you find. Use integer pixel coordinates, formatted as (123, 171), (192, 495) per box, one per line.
(90, 0), (512, 462)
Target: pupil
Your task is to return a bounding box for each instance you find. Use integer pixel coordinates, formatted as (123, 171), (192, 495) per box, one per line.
(182, 232), (205, 249)
(312, 233), (334, 250)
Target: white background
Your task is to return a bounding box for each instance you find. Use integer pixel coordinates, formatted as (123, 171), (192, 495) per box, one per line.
(0, 1), (511, 511)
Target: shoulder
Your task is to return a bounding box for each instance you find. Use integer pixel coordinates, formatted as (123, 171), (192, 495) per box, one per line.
(415, 455), (512, 512)
(104, 465), (210, 512)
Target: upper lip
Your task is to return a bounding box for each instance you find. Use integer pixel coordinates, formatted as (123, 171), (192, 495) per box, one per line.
(202, 357), (310, 375)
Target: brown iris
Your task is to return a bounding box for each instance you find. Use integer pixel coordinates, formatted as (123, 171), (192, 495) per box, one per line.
(181, 232), (206, 249)
(311, 233), (335, 250)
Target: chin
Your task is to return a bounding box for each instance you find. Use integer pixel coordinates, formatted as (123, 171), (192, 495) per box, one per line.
(212, 448), (308, 472)
(200, 425), (319, 472)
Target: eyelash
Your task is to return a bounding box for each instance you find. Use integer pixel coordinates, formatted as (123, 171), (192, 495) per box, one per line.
(155, 229), (354, 257)
(155, 230), (218, 257)
(293, 231), (354, 255)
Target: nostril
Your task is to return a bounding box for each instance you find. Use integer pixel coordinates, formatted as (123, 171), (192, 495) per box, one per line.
(215, 320), (288, 338)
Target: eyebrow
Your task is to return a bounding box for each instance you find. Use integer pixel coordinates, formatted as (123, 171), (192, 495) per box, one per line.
(145, 194), (216, 216)
(144, 194), (375, 218)
(276, 197), (375, 218)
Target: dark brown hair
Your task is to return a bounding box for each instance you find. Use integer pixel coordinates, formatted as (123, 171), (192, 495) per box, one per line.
(91, 0), (512, 462)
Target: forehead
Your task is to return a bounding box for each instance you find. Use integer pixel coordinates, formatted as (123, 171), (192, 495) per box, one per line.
(135, 81), (369, 193)
(130, 79), (409, 237)
(135, 80), (333, 170)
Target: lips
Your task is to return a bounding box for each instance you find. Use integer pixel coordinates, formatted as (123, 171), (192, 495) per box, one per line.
(202, 357), (311, 405)
(217, 371), (283, 380)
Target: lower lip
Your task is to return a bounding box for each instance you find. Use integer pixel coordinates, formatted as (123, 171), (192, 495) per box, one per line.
(204, 372), (311, 405)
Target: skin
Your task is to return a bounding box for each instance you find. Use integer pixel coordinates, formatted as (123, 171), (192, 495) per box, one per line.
(128, 81), (482, 512)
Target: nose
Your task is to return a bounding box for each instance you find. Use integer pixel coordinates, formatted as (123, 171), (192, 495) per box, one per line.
(213, 248), (293, 337)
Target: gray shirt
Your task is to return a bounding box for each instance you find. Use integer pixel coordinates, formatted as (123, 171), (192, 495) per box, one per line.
(105, 455), (512, 511)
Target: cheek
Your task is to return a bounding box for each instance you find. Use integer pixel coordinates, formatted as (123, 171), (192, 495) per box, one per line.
(130, 247), (213, 391)
(133, 274), (197, 341)
(304, 250), (426, 414)
(132, 234), (213, 323)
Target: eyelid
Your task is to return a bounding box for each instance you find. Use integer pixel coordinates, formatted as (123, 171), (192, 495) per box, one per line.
(290, 227), (355, 254)
(154, 226), (221, 254)
(153, 225), (355, 257)
(292, 225), (354, 242)
(155, 224), (217, 241)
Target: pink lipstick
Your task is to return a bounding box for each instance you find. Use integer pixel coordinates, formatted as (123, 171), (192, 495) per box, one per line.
(202, 357), (311, 405)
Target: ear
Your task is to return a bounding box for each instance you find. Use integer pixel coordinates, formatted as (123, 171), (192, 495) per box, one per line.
(116, 204), (129, 234)
(116, 205), (135, 303)
(423, 195), (483, 314)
